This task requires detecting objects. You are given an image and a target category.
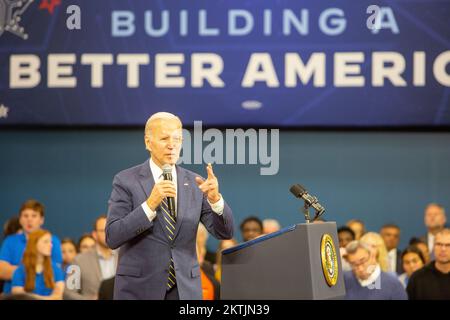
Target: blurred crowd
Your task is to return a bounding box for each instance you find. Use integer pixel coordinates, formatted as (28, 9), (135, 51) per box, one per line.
(0, 200), (449, 300)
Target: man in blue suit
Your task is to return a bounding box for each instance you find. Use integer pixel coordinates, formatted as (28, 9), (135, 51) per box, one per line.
(106, 112), (234, 300)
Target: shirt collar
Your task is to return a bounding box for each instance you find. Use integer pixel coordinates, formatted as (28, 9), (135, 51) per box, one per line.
(357, 264), (381, 287)
(430, 261), (450, 276)
(149, 158), (177, 182)
(388, 249), (397, 257)
(97, 247), (116, 260)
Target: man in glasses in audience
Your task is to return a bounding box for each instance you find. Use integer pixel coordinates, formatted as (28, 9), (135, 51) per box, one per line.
(407, 229), (450, 300)
(343, 240), (407, 300)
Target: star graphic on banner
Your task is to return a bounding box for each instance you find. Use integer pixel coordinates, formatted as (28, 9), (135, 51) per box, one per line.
(39, 0), (61, 15)
(0, 104), (9, 118)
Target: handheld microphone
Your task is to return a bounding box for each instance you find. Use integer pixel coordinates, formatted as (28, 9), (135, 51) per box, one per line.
(162, 164), (176, 218)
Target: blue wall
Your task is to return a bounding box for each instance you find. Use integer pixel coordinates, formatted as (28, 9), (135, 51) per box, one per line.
(1, 130), (449, 251)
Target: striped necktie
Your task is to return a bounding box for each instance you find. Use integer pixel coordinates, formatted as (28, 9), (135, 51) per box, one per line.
(160, 197), (177, 290)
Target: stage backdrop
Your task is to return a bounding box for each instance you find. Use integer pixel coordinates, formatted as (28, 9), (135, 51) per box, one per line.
(0, 130), (449, 250)
(0, 0), (449, 127)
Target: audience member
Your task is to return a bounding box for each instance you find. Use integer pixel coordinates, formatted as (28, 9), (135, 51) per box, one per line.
(0, 215), (22, 293)
(398, 246), (425, 288)
(407, 229), (450, 300)
(240, 216), (263, 242)
(344, 240), (407, 300)
(64, 215), (117, 300)
(0, 200), (62, 294)
(422, 203), (447, 258)
(338, 226), (355, 248)
(61, 238), (78, 272)
(338, 226), (356, 272)
(262, 219), (281, 234)
(360, 232), (390, 272)
(409, 237), (431, 264)
(380, 224), (403, 274)
(197, 236), (220, 300)
(11, 230), (64, 300)
(77, 234), (96, 253)
(3, 216), (22, 238)
(346, 219), (366, 240)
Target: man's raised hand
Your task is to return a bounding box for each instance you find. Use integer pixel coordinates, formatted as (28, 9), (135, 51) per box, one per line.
(195, 163), (221, 204)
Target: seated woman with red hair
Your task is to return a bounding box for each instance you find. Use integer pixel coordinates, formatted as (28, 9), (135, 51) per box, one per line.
(11, 229), (65, 300)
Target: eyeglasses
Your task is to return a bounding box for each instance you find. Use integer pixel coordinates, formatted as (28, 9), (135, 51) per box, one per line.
(349, 255), (370, 270)
(435, 242), (450, 249)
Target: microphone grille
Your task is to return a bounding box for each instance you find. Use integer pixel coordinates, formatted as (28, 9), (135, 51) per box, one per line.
(290, 184), (306, 198)
(162, 164), (172, 174)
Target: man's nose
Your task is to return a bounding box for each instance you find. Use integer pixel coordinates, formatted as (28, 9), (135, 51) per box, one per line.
(167, 138), (177, 148)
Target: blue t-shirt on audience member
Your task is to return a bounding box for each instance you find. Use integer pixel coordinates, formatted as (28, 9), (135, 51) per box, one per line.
(0, 233), (62, 294)
(344, 270), (408, 300)
(11, 262), (65, 296)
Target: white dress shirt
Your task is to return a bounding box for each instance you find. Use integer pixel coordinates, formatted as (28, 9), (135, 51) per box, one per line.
(141, 158), (224, 221)
(388, 248), (397, 273)
(427, 232), (435, 253)
(97, 248), (117, 280)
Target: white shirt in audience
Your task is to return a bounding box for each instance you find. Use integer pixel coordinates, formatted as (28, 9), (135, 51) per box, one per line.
(388, 248), (397, 273)
(427, 232), (435, 254)
(98, 249), (117, 280)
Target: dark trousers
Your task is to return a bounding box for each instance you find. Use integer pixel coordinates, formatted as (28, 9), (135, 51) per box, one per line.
(164, 286), (179, 300)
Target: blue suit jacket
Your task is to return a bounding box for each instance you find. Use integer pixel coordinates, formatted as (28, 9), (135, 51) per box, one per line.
(106, 160), (234, 300)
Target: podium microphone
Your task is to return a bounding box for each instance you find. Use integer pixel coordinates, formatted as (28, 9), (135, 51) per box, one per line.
(162, 164), (176, 218)
(290, 184), (325, 221)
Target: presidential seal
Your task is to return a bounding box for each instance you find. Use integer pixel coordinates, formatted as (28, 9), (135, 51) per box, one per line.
(320, 234), (338, 287)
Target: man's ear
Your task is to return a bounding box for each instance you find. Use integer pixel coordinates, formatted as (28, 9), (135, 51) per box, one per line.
(144, 136), (152, 152)
(91, 231), (97, 241)
(39, 217), (45, 228)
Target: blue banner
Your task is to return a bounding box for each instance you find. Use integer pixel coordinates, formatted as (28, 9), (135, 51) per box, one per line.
(0, 0), (449, 127)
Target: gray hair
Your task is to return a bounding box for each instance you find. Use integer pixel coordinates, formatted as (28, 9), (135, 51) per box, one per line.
(144, 112), (182, 139)
(345, 240), (371, 256)
(425, 203), (446, 216)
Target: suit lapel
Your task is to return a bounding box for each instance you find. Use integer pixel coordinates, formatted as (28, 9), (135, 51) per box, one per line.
(138, 160), (154, 199)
